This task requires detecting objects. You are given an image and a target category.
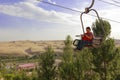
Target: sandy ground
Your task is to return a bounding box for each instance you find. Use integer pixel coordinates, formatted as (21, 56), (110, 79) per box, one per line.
(0, 40), (120, 57)
(0, 40), (65, 56)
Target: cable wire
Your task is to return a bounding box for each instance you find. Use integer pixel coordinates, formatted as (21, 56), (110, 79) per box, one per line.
(40, 0), (83, 13)
(111, 0), (120, 3)
(98, 0), (120, 7)
(39, 0), (120, 23)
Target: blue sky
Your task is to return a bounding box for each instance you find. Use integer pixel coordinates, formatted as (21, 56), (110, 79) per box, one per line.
(0, 0), (120, 41)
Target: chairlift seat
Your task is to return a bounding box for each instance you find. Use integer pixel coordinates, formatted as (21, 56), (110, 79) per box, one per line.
(73, 36), (102, 48)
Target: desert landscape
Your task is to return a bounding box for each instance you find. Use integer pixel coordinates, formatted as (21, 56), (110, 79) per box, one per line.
(0, 39), (120, 57)
(0, 40), (65, 57)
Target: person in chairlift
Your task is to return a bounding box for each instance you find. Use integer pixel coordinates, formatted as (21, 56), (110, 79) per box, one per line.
(77, 27), (94, 50)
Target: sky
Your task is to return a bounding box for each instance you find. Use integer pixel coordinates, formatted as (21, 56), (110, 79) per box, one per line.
(0, 0), (120, 41)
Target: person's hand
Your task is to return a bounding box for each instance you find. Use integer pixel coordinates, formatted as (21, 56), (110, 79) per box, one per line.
(81, 34), (84, 37)
(84, 34), (87, 36)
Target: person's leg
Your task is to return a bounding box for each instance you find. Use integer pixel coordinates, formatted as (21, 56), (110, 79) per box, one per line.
(86, 41), (92, 45)
(77, 40), (84, 50)
(84, 41), (92, 47)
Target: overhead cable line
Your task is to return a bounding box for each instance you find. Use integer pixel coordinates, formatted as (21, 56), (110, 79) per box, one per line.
(111, 0), (120, 3)
(38, 0), (120, 23)
(98, 0), (120, 7)
(39, 0), (83, 13)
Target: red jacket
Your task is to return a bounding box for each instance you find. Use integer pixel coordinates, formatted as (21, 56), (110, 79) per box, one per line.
(82, 32), (93, 41)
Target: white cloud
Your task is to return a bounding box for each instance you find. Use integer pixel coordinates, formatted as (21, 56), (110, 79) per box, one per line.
(0, 0), (120, 41)
(0, 0), (79, 25)
(99, 8), (120, 21)
(25, 0), (40, 5)
(0, 0), (83, 41)
(97, 7), (120, 39)
(73, 3), (120, 39)
(48, 0), (56, 4)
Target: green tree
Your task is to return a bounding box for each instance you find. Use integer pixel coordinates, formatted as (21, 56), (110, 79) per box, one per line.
(74, 48), (93, 80)
(0, 59), (2, 79)
(92, 19), (111, 40)
(92, 19), (120, 80)
(37, 46), (56, 80)
(1, 62), (7, 79)
(112, 47), (120, 80)
(21, 71), (31, 80)
(92, 39), (120, 80)
(31, 70), (38, 80)
(0, 58), (1, 70)
(63, 35), (73, 63)
(13, 74), (22, 80)
(58, 35), (75, 80)
(12, 70), (28, 80)
(4, 74), (14, 80)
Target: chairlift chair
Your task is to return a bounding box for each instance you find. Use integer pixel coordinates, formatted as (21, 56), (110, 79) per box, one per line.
(73, 0), (105, 49)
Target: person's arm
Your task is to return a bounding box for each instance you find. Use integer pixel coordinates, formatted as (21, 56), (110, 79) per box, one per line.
(81, 34), (84, 37)
(85, 33), (93, 40)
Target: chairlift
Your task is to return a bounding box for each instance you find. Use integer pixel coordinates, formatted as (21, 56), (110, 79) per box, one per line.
(73, 0), (105, 49)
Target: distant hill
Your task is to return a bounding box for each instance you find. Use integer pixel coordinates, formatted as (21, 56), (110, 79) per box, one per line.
(115, 39), (120, 47)
(0, 40), (64, 57)
(0, 40), (120, 57)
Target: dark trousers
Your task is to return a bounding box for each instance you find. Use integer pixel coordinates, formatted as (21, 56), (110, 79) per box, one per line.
(77, 40), (92, 50)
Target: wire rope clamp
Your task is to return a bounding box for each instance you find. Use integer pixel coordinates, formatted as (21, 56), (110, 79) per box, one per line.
(85, 8), (89, 14)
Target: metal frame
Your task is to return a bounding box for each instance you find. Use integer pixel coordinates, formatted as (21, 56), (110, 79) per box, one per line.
(80, 0), (105, 36)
